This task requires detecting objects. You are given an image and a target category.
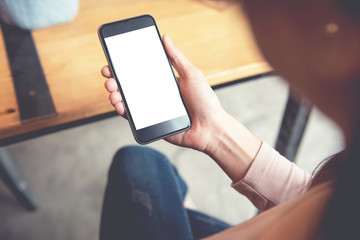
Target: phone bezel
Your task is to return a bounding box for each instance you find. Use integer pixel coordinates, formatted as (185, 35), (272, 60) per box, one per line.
(98, 14), (191, 144)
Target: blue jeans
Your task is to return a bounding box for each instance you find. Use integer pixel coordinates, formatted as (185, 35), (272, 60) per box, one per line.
(100, 146), (231, 240)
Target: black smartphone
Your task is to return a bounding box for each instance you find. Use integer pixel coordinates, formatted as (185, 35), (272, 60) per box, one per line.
(98, 15), (191, 144)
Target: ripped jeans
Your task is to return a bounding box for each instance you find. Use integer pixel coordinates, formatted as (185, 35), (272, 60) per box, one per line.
(99, 146), (231, 240)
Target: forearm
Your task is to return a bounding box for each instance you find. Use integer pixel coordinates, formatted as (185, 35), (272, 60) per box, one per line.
(204, 110), (262, 183)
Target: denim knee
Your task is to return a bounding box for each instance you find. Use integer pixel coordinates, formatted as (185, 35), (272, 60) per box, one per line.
(108, 146), (170, 182)
(107, 146), (187, 198)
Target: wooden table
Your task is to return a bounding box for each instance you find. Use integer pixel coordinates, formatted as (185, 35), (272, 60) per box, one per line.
(0, 0), (271, 145)
(0, 0), (278, 210)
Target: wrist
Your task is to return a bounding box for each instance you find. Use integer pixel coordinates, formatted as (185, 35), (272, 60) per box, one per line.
(204, 112), (262, 182)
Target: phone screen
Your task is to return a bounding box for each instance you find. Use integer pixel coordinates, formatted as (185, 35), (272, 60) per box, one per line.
(104, 25), (187, 130)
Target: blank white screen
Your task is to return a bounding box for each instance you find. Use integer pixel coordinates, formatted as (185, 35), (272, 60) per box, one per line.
(105, 26), (187, 130)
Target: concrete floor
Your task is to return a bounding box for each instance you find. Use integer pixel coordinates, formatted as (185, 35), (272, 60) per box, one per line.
(0, 75), (344, 240)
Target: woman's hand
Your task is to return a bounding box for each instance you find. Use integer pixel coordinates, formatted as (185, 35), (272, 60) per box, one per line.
(101, 34), (225, 152)
(102, 34), (261, 182)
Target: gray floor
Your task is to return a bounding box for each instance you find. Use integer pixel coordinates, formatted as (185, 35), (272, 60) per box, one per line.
(0, 75), (344, 240)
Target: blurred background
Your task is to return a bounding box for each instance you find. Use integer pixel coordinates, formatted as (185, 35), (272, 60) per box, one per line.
(0, 75), (344, 239)
(0, 0), (345, 239)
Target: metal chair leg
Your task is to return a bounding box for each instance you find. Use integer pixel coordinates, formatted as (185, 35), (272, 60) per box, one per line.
(275, 91), (312, 162)
(0, 147), (37, 211)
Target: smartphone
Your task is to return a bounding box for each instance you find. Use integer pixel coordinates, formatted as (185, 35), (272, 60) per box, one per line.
(98, 15), (191, 144)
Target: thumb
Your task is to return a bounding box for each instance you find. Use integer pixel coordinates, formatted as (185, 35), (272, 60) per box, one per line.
(163, 34), (198, 79)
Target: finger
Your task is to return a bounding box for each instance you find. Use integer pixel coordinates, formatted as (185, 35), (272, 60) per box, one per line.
(105, 78), (118, 93)
(109, 90), (123, 106)
(113, 101), (127, 118)
(109, 91), (127, 117)
(101, 65), (113, 78)
(163, 34), (198, 79)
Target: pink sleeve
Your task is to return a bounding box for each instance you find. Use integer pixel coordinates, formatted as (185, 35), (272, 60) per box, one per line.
(232, 142), (311, 211)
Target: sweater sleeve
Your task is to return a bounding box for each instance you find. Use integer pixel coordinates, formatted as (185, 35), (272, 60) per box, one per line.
(232, 142), (311, 211)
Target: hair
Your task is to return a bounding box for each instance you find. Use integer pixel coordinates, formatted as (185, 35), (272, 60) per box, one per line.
(318, 114), (360, 239)
(309, 151), (346, 188)
(338, 0), (360, 21)
(316, 0), (360, 237)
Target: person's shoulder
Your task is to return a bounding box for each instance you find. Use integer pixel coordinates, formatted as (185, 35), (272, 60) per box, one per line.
(258, 180), (335, 239)
(205, 180), (334, 240)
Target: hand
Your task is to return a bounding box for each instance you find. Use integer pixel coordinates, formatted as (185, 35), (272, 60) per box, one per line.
(102, 34), (261, 181)
(101, 34), (225, 152)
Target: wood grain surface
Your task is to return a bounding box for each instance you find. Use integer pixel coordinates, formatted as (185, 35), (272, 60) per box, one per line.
(0, 0), (271, 141)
